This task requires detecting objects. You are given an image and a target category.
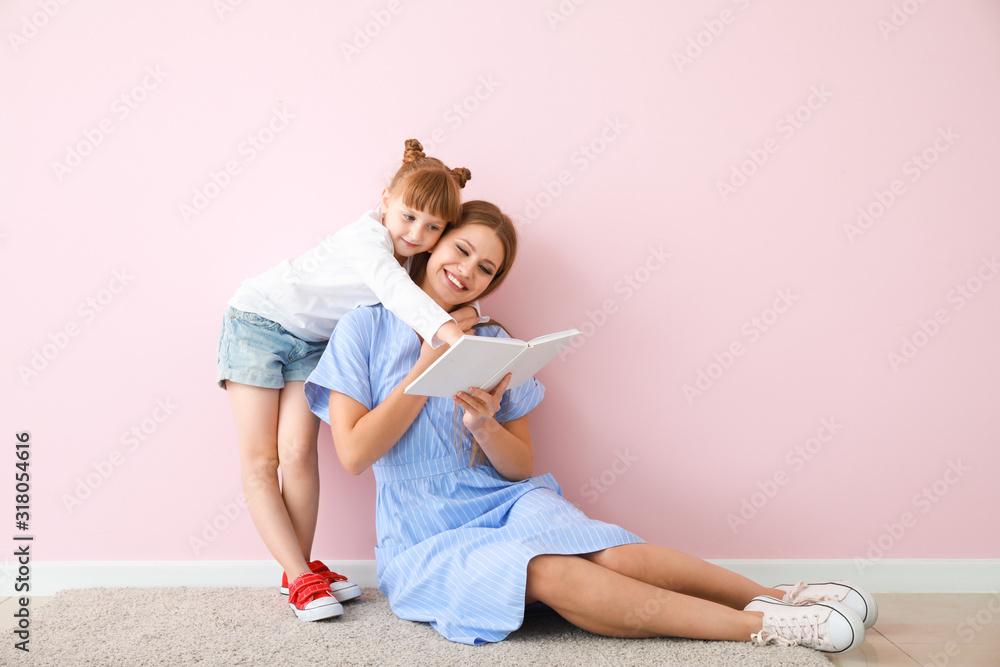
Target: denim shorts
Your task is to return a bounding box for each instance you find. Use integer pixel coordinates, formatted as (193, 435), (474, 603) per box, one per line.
(216, 306), (327, 390)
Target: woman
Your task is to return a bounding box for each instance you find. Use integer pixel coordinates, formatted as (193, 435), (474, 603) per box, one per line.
(303, 201), (875, 653)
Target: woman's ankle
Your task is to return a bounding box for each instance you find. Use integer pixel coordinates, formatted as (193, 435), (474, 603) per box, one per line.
(743, 610), (765, 639)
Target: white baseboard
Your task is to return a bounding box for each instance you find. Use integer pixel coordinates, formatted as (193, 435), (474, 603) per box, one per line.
(713, 559), (999, 595)
(6, 559), (998, 597)
(3, 560), (378, 597)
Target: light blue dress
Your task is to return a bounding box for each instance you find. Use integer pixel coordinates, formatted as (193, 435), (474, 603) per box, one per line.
(304, 305), (644, 645)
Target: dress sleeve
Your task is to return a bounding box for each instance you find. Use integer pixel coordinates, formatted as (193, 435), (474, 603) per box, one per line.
(341, 214), (455, 347)
(474, 325), (546, 422)
(304, 308), (376, 424)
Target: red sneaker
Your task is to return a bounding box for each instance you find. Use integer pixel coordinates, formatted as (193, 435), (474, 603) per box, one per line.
(287, 571), (343, 622)
(280, 560), (362, 602)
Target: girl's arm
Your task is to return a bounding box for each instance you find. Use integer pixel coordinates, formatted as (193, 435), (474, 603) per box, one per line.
(342, 216), (462, 347)
(328, 309), (480, 475)
(455, 374), (535, 482)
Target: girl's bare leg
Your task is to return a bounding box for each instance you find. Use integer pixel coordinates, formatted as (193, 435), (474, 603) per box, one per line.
(275, 381), (321, 560)
(581, 543), (785, 609)
(227, 381), (310, 581)
(525, 553), (764, 640)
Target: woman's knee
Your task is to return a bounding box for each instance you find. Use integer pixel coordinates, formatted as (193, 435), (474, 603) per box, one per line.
(583, 546), (629, 571)
(525, 554), (576, 601)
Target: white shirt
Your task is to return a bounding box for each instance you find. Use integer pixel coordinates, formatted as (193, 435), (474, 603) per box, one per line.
(228, 209), (484, 347)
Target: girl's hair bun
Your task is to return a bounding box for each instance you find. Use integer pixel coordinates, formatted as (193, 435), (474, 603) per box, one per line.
(402, 138), (426, 164)
(451, 167), (472, 189)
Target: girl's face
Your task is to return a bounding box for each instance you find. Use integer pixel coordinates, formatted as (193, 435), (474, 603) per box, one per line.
(423, 224), (504, 307)
(381, 190), (448, 260)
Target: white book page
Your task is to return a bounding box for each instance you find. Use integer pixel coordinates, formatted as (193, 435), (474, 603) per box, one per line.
(483, 329), (582, 390)
(404, 335), (525, 398)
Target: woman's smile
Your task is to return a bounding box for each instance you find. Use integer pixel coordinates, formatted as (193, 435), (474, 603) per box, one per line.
(444, 269), (468, 291)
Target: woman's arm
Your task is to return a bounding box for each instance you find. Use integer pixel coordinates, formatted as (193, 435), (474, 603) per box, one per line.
(329, 390), (423, 476)
(474, 415), (534, 482)
(455, 374), (534, 482)
(328, 307), (480, 475)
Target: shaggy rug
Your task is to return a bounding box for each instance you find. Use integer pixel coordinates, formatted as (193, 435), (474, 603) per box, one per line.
(16, 587), (833, 666)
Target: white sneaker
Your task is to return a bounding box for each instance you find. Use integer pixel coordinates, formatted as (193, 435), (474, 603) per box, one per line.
(774, 580), (878, 628)
(746, 595), (864, 653)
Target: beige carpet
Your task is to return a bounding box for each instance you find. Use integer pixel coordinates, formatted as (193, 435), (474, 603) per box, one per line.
(17, 587), (834, 666)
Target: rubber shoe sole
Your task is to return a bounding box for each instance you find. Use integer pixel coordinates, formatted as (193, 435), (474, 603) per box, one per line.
(290, 596), (343, 622)
(281, 580), (362, 602)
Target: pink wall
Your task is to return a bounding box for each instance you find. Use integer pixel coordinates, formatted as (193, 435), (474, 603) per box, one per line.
(3, 1), (998, 566)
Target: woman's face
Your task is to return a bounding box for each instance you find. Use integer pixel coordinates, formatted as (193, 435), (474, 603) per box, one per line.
(422, 223), (504, 307)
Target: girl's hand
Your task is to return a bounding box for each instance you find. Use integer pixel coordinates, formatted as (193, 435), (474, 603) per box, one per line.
(434, 306), (480, 346)
(449, 306), (481, 330)
(417, 307), (480, 366)
(454, 373), (512, 434)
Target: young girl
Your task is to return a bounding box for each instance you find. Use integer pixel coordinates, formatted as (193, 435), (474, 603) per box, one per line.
(303, 201), (877, 651)
(216, 140), (479, 622)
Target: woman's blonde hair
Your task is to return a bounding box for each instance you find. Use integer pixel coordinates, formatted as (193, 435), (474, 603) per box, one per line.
(387, 139), (470, 226)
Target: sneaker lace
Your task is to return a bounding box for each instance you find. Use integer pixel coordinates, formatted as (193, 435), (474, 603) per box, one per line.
(752, 611), (832, 651)
(784, 581), (835, 605)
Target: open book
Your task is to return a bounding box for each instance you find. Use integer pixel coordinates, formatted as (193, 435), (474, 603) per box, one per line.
(404, 329), (582, 398)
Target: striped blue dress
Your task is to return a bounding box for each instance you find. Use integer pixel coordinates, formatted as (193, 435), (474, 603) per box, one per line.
(304, 305), (644, 645)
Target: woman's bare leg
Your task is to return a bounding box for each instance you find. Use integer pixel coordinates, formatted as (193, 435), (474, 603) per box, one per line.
(525, 553), (764, 640)
(275, 381), (321, 560)
(580, 543), (785, 610)
(227, 381), (310, 581)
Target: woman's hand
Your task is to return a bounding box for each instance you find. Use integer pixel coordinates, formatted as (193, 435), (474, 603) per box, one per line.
(454, 373), (512, 434)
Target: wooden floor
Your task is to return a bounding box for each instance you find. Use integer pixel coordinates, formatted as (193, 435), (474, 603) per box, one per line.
(2, 593), (998, 664)
(826, 594), (1000, 667)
